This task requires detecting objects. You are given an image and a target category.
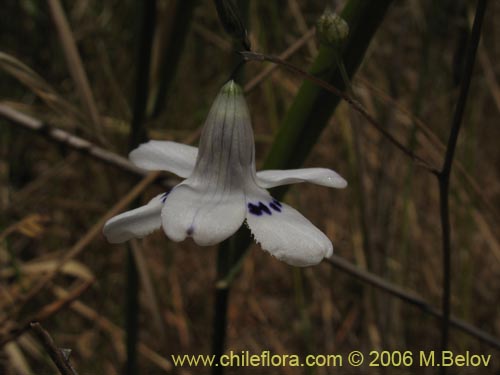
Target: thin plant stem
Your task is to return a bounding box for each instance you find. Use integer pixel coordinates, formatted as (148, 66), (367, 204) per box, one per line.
(46, 0), (104, 143)
(126, 2), (157, 374)
(149, 0), (197, 118)
(30, 322), (78, 375)
(241, 50), (436, 173)
(125, 248), (139, 375)
(129, 0), (156, 150)
(212, 237), (233, 375)
(438, 0), (487, 372)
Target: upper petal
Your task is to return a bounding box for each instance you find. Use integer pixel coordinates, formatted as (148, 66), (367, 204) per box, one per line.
(161, 182), (246, 246)
(103, 193), (166, 243)
(256, 168), (347, 189)
(245, 188), (333, 267)
(129, 140), (197, 178)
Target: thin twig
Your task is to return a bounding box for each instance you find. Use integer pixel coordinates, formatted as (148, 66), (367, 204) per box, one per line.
(241, 51), (438, 173)
(359, 78), (500, 223)
(0, 104), (141, 176)
(438, 0), (487, 368)
(244, 28), (316, 93)
(30, 322), (78, 375)
(0, 103), (175, 189)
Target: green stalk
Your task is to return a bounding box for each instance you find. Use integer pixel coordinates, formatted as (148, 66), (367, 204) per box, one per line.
(263, 0), (393, 179)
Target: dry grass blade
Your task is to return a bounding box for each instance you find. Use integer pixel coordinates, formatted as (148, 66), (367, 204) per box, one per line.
(4, 342), (35, 375)
(0, 214), (48, 241)
(0, 259), (94, 282)
(47, 0), (103, 141)
(0, 52), (86, 128)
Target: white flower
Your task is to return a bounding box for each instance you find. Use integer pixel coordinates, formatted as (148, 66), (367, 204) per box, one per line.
(103, 81), (347, 266)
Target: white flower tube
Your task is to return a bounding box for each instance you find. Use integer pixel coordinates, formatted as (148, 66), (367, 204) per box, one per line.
(103, 81), (347, 266)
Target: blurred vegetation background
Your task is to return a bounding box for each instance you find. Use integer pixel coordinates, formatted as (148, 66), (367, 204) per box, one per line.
(0, 0), (499, 374)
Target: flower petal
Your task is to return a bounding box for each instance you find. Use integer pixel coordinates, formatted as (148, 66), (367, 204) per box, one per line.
(161, 183), (246, 246)
(103, 193), (167, 243)
(257, 168), (347, 189)
(245, 189), (333, 266)
(129, 141), (197, 178)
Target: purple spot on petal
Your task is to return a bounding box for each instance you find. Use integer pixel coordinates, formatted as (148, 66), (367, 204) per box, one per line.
(187, 226), (194, 235)
(258, 202), (272, 215)
(161, 191), (170, 203)
(248, 202), (262, 216)
(272, 199), (282, 208)
(270, 202), (281, 212)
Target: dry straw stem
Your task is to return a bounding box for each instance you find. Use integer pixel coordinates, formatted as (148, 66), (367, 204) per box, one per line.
(46, 0), (103, 141)
(0, 104), (162, 184)
(3, 341), (34, 375)
(30, 322), (78, 375)
(0, 52), (86, 129)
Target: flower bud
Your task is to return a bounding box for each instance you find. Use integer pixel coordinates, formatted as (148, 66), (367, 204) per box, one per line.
(316, 9), (349, 47)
